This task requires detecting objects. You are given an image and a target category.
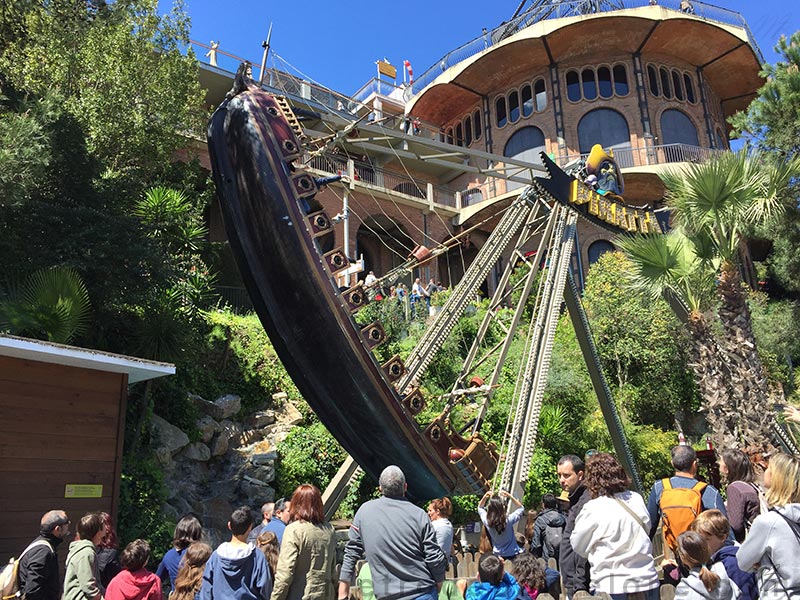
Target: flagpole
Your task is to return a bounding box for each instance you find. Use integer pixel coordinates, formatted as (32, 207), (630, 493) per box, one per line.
(258, 23), (273, 86)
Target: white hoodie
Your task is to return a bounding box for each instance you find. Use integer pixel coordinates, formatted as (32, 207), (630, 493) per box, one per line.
(737, 503), (800, 600)
(570, 491), (658, 594)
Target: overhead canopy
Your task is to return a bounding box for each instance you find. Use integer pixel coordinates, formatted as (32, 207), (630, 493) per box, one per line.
(409, 7), (763, 125)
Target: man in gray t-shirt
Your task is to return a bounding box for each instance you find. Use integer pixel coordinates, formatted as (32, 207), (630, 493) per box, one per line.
(338, 466), (447, 600)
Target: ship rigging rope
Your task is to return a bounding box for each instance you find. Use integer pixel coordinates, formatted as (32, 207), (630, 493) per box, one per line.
(267, 51), (516, 285)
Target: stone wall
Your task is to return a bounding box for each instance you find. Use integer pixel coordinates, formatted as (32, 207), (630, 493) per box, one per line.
(149, 394), (303, 547)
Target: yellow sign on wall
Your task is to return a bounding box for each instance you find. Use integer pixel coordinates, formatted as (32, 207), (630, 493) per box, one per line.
(65, 484), (103, 498)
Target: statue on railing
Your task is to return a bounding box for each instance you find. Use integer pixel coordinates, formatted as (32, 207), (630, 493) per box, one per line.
(584, 144), (624, 199)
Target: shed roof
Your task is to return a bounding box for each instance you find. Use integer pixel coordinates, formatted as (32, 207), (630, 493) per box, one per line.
(0, 335), (175, 384)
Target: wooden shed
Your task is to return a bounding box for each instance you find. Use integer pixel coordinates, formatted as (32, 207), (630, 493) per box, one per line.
(0, 335), (174, 561)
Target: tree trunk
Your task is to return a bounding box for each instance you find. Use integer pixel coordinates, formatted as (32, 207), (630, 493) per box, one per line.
(686, 312), (738, 449)
(716, 261), (776, 453)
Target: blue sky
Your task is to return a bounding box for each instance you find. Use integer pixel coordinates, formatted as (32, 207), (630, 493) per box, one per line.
(171, 0), (798, 96)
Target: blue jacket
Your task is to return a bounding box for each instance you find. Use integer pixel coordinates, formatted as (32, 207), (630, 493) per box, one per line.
(156, 547), (186, 588)
(466, 573), (521, 600)
(198, 542), (271, 600)
(711, 543), (757, 600)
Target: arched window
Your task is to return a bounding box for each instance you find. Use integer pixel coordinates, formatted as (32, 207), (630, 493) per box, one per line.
(446, 127), (454, 145)
(578, 108), (632, 167)
(684, 73), (696, 103)
(464, 116), (473, 146)
(566, 70), (581, 102)
(647, 64), (660, 96)
(582, 68), (597, 100)
(455, 122), (464, 146)
(660, 67), (673, 99)
(504, 126), (546, 192)
(588, 240), (615, 265)
(496, 96), (507, 127)
(716, 128), (727, 150)
(508, 90), (520, 123)
(660, 109), (699, 148)
(473, 110), (482, 140)
(597, 66), (613, 99)
(534, 78), (547, 111)
(613, 64), (629, 96)
(672, 70), (684, 101)
(521, 84), (533, 117)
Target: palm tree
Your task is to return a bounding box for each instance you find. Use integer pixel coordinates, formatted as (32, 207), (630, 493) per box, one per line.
(659, 150), (800, 451)
(0, 266), (91, 344)
(618, 230), (739, 448)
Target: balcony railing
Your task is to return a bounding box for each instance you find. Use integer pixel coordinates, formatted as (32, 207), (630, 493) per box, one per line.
(556, 142), (722, 170)
(458, 143), (721, 206)
(412, 0), (763, 95)
(304, 153), (458, 209)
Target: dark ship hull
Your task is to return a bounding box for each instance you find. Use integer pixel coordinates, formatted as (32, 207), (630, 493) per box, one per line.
(207, 78), (495, 500)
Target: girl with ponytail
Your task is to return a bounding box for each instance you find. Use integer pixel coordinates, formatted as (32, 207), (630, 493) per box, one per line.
(675, 531), (733, 600)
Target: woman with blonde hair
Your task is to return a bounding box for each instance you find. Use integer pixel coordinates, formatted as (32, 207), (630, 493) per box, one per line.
(675, 531), (733, 600)
(737, 453), (800, 599)
(689, 510), (756, 600)
(169, 542), (212, 600)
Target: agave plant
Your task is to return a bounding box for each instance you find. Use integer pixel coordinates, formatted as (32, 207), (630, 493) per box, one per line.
(0, 267), (91, 344)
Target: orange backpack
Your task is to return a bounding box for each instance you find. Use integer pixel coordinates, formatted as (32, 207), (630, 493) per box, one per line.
(659, 478), (706, 551)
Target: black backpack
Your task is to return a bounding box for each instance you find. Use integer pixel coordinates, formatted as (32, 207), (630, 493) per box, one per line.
(544, 523), (563, 560)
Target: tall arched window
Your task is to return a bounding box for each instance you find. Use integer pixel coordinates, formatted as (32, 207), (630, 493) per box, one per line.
(455, 122), (464, 146)
(613, 64), (629, 96)
(660, 109), (699, 146)
(660, 67), (673, 99)
(597, 66), (613, 99)
(473, 110), (482, 140)
(464, 116), (472, 146)
(534, 78), (547, 111)
(684, 73), (696, 103)
(566, 70), (581, 102)
(582, 68), (598, 100)
(672, 70), (684, 101)
(508, 90), (520, 123)
(647, 64), (660, 96)
(588, 240), (615, 265)
(716, 128), (727, 150)
(578, 108), (632, 167)
(504, 126), (546, 192)
(496, 96), (508, 127)
(521, 84), (533, 117)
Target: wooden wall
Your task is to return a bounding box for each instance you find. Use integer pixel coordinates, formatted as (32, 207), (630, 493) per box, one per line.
(0, 356), (127, 562)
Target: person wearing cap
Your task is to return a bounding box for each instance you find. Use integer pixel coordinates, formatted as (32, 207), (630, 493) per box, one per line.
(264, 498), (291, 546)
(557, 454), (591, 599)
(18, 510), (71, 600)
(530, 493), (566, 564)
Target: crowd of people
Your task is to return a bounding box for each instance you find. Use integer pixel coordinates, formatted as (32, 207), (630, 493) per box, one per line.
(11, 446), (800, 600)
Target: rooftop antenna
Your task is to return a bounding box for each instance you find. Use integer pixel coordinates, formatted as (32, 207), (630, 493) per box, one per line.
(258, 22), (273, 86)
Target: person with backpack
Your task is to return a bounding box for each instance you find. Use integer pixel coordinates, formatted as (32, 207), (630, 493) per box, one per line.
(737, 453), (800, 600)
(17, 510), (71, 600)
(646, 445), (727, 553)
(530, 493), (566, 565)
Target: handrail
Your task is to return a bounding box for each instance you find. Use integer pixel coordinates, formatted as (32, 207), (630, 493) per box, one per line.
(412, 0), (763, 95)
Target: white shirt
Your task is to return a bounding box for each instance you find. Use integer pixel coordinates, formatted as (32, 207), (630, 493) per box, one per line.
(570, 491), (658, 594)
